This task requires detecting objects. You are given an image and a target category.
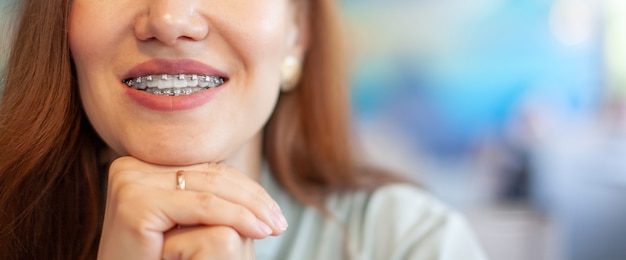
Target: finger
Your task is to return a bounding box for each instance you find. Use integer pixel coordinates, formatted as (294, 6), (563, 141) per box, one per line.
(154, 189), (274, 239)
(179, 169), (287, 234)
(138, 167), (288, 235)
(113, 158), (281, 221)
(108, 157), (287, 236)
(162, 226), (255, 260)
(144, 164), (277, 212)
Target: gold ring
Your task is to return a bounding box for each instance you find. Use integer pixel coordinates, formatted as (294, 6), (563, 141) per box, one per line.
(176, 170), (186, 190)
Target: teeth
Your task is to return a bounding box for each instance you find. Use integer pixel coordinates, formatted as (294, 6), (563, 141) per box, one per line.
(174, 74), (187, 88)
(123, 74), (226, 95)
(159, 75), (174, 89)
(145, 87), (203, 96)
(189, 75), (199, 87)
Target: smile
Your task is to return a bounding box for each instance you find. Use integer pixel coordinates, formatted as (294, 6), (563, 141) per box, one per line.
(122, 74), (227, 96)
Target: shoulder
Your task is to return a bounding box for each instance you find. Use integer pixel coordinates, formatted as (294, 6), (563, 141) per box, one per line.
(329, 183), (462, 227)
(329, 184), (488, 260)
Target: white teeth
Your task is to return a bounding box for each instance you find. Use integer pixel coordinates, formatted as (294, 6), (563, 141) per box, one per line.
(189, 75), (199, 87)
(123, 74), (226, 95)
(198, 77), (210, 87)
(145, 76), (157, 89)
(174, 75), (187, 88)
(158, 75), (174, 89)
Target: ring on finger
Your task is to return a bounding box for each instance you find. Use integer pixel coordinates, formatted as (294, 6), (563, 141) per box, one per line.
(176, 170), (186, 190)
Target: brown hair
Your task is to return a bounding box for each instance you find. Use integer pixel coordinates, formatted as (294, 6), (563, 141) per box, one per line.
(0, 0), (398, 259)
(265, 0), (397, 206)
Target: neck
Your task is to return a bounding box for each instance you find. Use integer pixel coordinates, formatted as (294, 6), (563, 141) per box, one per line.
(223, 132), (263, 180)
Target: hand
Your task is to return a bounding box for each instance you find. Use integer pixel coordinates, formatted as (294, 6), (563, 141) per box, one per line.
(162, 226), (255, 260)
(97, 156), (287, 259)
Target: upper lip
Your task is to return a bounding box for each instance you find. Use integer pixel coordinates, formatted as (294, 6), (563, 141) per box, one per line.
(122, 59), (228, 81)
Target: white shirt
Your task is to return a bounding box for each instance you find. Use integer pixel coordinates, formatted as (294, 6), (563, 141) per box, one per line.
(256, 168), (488, 260)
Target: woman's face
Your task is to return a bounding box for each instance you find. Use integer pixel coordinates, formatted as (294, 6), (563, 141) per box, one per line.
(69, 0), (307, 166)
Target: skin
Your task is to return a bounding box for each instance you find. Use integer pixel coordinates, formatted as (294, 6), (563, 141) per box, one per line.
(68, 0), (308, 258)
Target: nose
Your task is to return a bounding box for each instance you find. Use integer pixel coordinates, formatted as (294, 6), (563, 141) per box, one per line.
(134, 0), (208, 45)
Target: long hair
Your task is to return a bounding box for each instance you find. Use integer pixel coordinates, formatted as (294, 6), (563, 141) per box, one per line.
(265, 0), (395, 207)
(0, 0), (103, 258)
(0, 0), (396, 258)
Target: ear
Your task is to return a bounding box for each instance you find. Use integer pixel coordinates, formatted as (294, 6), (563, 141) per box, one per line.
(287, 0), (310, 60)
(281, 1), (310, 92)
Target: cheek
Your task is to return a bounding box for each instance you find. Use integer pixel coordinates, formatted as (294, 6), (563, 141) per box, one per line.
(69, 1), (128, 71)
(217, 3), (292, 64)
(69, 2), (128, 151)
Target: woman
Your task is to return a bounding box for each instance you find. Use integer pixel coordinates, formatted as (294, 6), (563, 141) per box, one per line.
(0, 0), (486, 259)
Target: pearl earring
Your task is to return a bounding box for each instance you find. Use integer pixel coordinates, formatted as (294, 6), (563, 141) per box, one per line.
(280, 56), (302, 92)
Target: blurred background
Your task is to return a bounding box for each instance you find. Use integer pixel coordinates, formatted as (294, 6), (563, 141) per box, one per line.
(2, 0), (626, 259)
(343, 0), (626, 259)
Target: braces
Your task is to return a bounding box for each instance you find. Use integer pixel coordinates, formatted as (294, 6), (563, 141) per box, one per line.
(122, 74), (226, 88)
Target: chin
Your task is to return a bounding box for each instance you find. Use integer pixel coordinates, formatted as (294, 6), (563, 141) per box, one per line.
(141, 154), (217, 166)
(127, 147), (223, 166)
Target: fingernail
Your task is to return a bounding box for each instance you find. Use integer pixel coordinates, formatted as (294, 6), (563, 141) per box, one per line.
(257, 219), (273, 235)
(271, 211), (288, 231)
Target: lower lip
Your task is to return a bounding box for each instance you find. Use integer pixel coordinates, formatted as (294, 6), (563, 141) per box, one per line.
(124, 84), (226, 111)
